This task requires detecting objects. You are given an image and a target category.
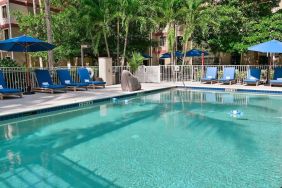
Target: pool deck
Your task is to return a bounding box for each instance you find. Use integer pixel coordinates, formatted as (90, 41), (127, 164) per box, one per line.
(0, 82), (282, 118)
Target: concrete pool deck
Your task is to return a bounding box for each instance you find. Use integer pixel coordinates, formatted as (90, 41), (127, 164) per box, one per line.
(0, 82), (282, 118)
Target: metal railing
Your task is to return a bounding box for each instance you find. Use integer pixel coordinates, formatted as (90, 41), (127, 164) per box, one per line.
(1, 65), (282, 92)
(160, 65), (282, 83)
(0, 66), (99, 92)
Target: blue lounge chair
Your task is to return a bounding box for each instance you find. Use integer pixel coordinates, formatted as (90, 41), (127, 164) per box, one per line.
(34, 69), (66, 93)
(56, 69), (88, 91)
(0, 70), (23, 100)
(77, 68), (106, 89)
(270, 67), (282, 86)
(218, 67), (236, 85)
(243, 68), (261, 86)
(201, 67), (218, 84)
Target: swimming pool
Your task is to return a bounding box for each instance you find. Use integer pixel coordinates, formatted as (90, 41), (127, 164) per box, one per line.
(0, 89), (282, 187)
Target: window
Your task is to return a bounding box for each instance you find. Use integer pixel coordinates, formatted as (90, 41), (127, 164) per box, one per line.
(160, 36), (166, 47)
(4, 29), (9, 40)
(2, 5), (7, 19)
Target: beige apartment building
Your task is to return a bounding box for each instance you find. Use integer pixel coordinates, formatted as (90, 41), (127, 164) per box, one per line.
(149, 1), (282, 66)
(0, 0), (35, 63)
(0, 0), (57, 66)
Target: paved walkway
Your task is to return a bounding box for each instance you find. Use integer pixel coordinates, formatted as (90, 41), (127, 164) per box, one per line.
(1, 82), (282, 117)
(0, 83), (175, 117)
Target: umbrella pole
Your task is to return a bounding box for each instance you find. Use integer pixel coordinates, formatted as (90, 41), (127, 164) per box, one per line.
(24, 50), (34, 94)
(267, 53), (271, 84)
(201, 49), (204, 79)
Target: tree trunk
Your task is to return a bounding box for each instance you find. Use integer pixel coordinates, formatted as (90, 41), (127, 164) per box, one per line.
(122, 25), (129, 66)
(32, 0), (36, 14)
(44, 0), (54, 68)
(182, 44), (186, 65)
(103, 28), (110, 58)
(39, 0), (43, 13)
(116, 18), (120, 65)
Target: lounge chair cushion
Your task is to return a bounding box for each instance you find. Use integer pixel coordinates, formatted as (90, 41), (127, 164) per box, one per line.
(65, 82), (89, 87)
(201, 78), (216, 81)
(78, 68), (106, 85)
(201, 67), (218, 82)
(57, 69), (89, 87)
(0, 88), (22, 94)
(88, 81), (106, 85)
(244, 79), (258, 83)
(65, 80), (71, 84)
(270, 80), (282, 84)
(0, 70), (22, 95)
(42, 82), (50, 87)
(219, 67), (235, 82)
(43, 85), (66, 89)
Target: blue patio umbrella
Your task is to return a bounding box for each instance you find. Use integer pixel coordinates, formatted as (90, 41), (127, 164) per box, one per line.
(142, 53), (152, 59)
(248, 39), (282, 83)
(0, 35), (56, 93)
(248, 39), (282, 53)
(160, 52), (171, 59)
(160, 51), (183, 59)
(185, 49), (208, 57)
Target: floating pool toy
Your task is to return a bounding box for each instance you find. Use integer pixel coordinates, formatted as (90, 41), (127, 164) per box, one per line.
(112, 98), (130, 105)
(228, 110), (243, 118)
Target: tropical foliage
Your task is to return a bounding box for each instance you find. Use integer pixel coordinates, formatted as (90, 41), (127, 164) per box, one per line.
(128, 52), (144, 73)
(14, 0), (282, 66)
(0, 58), (19, 67)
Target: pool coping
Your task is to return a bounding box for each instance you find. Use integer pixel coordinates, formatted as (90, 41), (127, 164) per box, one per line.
(1, 84), (282, 122)
(179, 85), (282, 95)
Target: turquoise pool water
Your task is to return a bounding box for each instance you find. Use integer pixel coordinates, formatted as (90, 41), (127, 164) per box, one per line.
(0, 89), (282, 188)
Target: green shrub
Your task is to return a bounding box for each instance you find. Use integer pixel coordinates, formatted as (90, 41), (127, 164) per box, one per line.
(0, 58), (19, 67)
(128, 52), (144, 73)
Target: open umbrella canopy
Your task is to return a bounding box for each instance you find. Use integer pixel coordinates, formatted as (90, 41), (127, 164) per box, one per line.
(160, 52), (171, 59)
(248, 40), (282, 53)
(186, 49), (208, 57)
(142, 53), (152, 59)
(160, 51), (183, 59)
(0, 35), (56, 52)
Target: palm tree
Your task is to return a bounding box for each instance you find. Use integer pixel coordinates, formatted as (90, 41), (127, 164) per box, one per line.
(179, 0), (208, 65)
(44, 0), (54, 68)
(116, 0), (157, 66)
(81, 0), (113, 57)
(157, 0), (180, 65)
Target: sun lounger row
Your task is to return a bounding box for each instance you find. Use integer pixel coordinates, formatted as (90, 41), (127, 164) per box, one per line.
(0, 68), (106, 99)
(201, 67), (282, 86)
(34, 68), (106, 93)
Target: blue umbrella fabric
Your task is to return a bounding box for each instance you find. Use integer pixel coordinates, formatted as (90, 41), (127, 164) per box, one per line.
(186, 49), (208, 57)
(160, 52), (171, 59)
(142, 53), (152, 58)
(248, 40), (282, 53)
(160, 51), (183, 59)
(0, 35), (56, 52)
(0, 35), (56, 94)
